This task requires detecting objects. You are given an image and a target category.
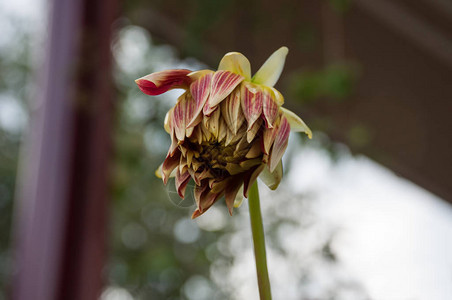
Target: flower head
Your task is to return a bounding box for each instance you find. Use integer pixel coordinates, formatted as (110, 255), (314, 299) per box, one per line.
(136, 47), (311, 218)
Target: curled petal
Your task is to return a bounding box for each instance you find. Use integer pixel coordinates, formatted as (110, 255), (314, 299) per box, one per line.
(155, 163), (177, 179)
(188, 72), (213, 127)
(269, 116), (290, 172)
(192, 182), (209, 217)
(225, 178), (243, 215)
(168, 129), (178, 156)
(280, 107), (312, 138)
(162, 150), (181, 184)
(192, 189), (222, 219)
(270, 87), (284, 106)
(262, 91), (278, 128)
(176, 169), (191, 198)
(163, 109), (172, 134)
(259, 161), (282, 190)
(204, 71), (244, 115)
(252, 46), (288, 87)
(218, 52), (252, 80)
(241, 83), (263, 130)
(135, 69), (192, 95)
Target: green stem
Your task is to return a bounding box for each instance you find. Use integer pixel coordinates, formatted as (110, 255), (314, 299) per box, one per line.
(248, 181), (272, 300)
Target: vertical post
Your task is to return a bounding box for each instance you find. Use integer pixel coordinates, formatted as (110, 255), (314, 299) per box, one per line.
(12, 0), (117, 299)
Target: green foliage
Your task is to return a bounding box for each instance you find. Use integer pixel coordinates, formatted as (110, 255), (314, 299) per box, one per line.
(289, 63), (357, 105)
(328, 0), (352, 13)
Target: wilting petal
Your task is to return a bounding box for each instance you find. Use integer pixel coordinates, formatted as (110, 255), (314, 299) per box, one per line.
(168, 129), (178, 156)
(155, 163), (177, 179)
(176, 169), (191, 198)
(259, 161), (282, 190)
(225, 162), (243, 175)
(241, 83), (263, 130)
(280, 107), (312, 138)
(252, 46), (288, 87)
(269, 116), (290, 172)
(218, 52), (252, 80)
(192, 189), (222, 219)
(225, 177), (243, 215)
(245, 140), (262, 159)
(193, 182), (209, 214)
(262, 91), (278, 128)
(221, 89), (244, 134)
(162, 150), (181, 184)
(135, 69), (192, 95)
(243, 164), (265, 198)
(240, 158), (262, 171)
(188, 72), (213, 127)
(204, 71), (244, 115)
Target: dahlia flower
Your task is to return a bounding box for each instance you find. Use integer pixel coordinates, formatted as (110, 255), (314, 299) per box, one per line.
(136, 47), (311, 218)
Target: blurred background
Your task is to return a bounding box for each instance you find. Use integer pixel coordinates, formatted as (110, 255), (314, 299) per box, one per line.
(2, 0), (452, 299)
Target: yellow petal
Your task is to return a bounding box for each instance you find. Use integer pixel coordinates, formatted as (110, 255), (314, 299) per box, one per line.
(218, 52), (252, 81)
(280, 107), (312, 139)
(270, 87), (284, 106)
(259, 161), (282, 190)
(233, 185), (244, 208)
(163, 108), (172, 134)
(252, 46), (288, 87)
(268, 116), (290, 172)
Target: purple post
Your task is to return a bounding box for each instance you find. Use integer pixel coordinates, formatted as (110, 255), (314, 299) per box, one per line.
(12, 0), (117, 299)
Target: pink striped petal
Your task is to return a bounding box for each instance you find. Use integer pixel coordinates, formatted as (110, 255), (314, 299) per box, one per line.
(184, 94), (198, 137)
(135, 69), (192, 95)
(241, 83), (263, 130)
(188, 72), (213, 127)
(172, 94), (187, 141)
(262, 91), (279, 128)
(269, 116), (290, 172)
(221, 89), (244, 134)
(204, 71), (244, 115)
